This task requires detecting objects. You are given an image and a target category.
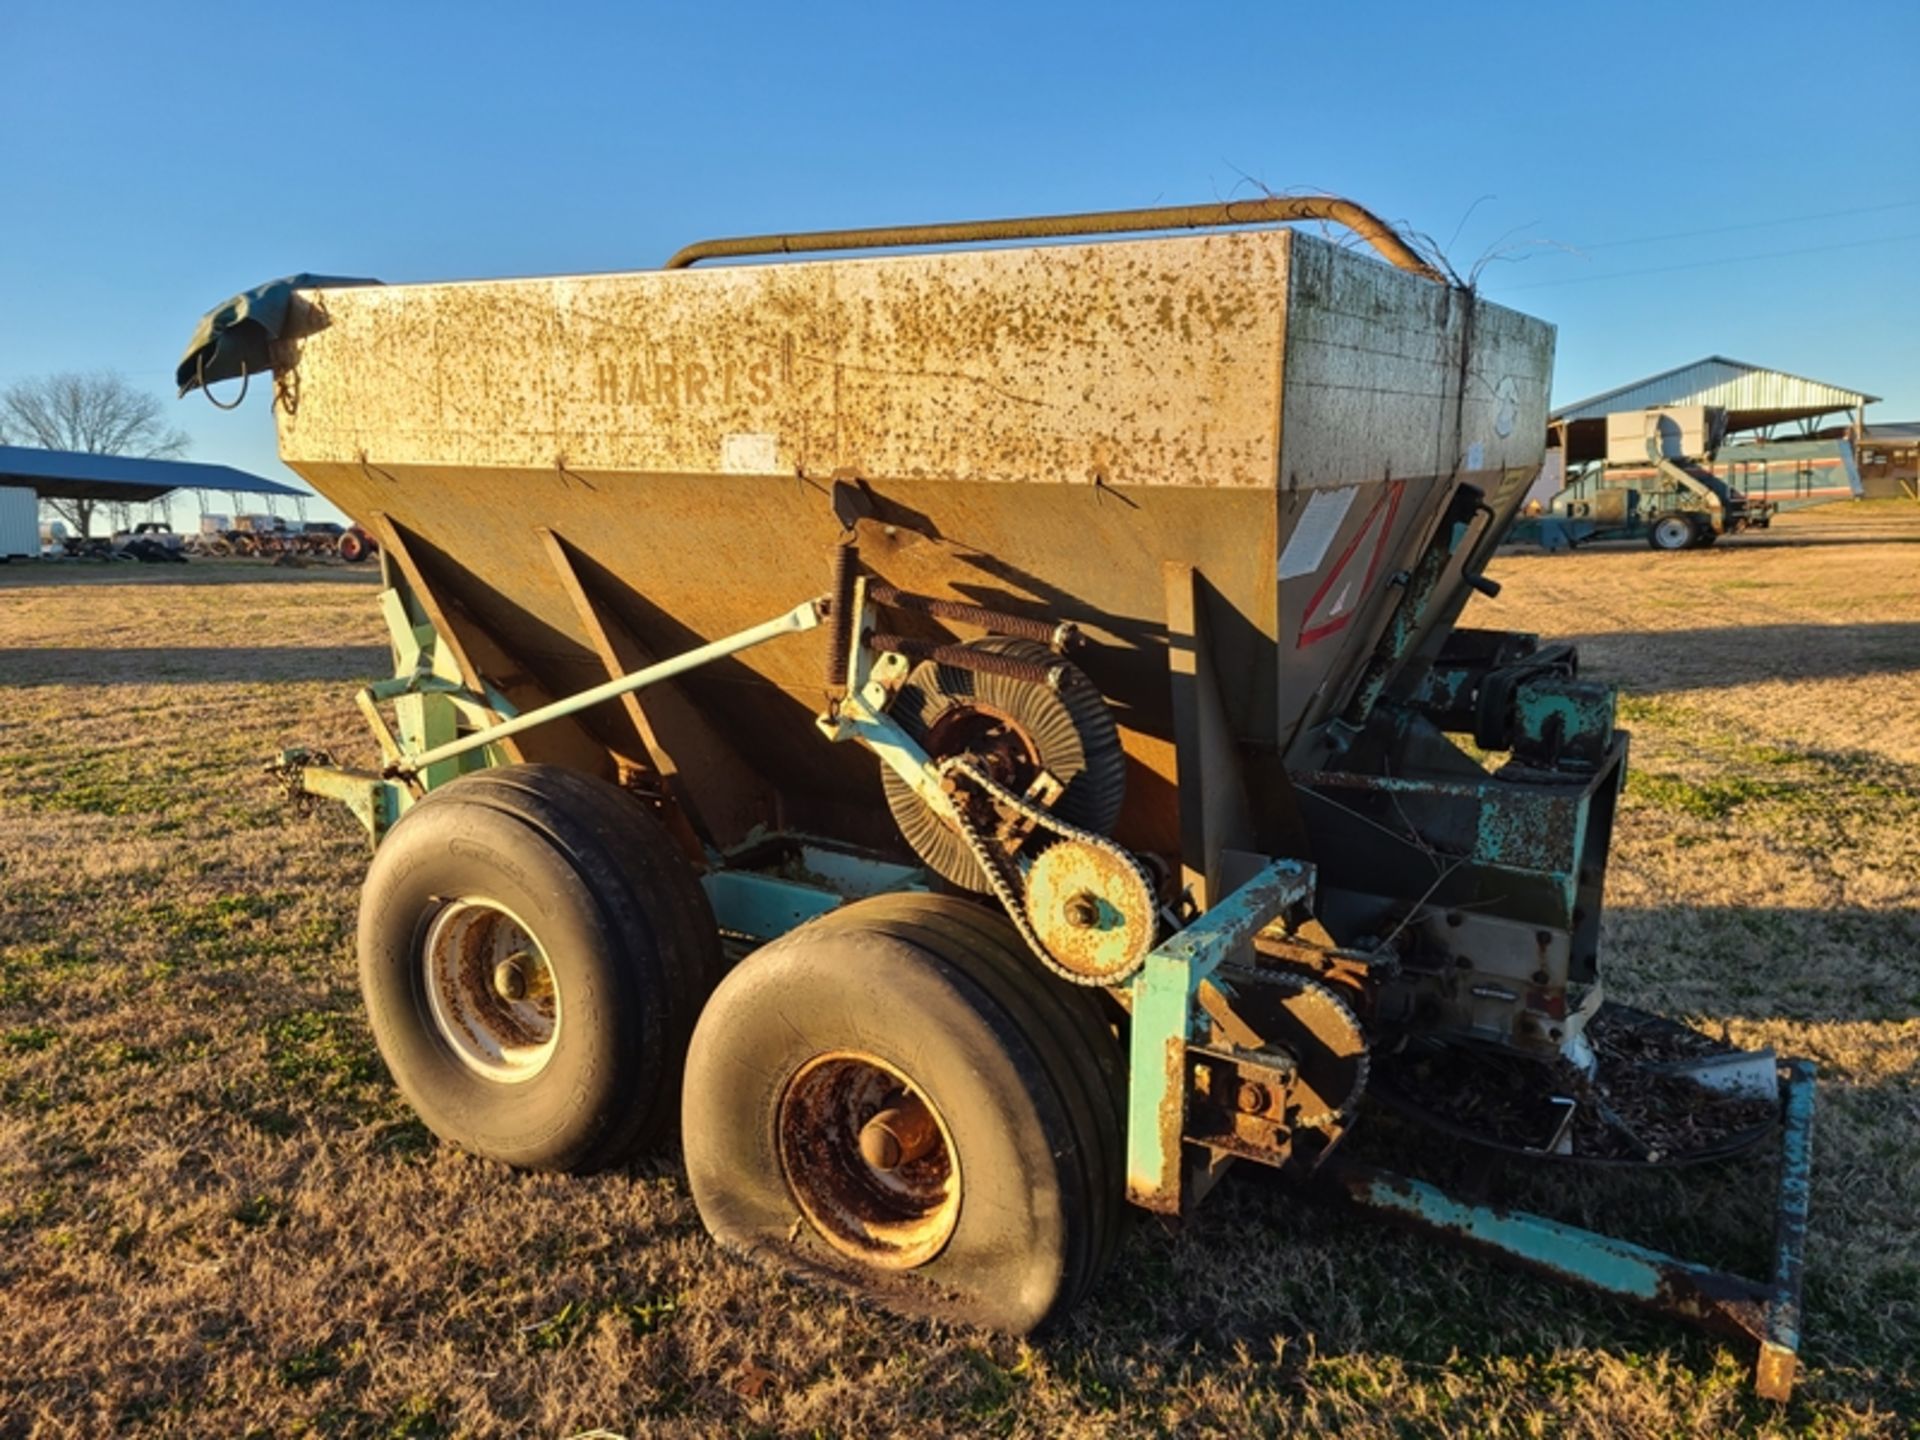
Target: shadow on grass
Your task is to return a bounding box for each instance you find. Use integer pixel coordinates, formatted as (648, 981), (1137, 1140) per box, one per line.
(1029, 888), (1920, 1415)
(0, 645), (388, 686)
(0, 563), (381, 590)
(1601, 903), (1920, 1026)
(1558, 621), (1920, 691)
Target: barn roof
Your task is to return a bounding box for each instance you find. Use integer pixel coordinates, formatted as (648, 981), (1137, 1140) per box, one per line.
(1551, 358), (1879, 464)
(1553, 356), (1877, 426)
(0, 446), (307, 504)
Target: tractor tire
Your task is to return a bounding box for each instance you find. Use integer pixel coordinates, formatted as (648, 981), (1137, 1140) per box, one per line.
(338, 531), (368, 562)
(429, 764), (725, 995)
(357, 766), (714, 1171)
(881, 636), (1124, 891)
(1647, 515), (1696, 552)
(682, 893), (1125, 1333)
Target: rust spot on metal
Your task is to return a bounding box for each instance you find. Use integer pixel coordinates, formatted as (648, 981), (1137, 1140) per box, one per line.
(1754, 1342), (1797, 1404)
(1127, 1033), (1189, 1216)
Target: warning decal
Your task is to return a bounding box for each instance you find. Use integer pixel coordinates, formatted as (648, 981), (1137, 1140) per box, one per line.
(1295, 481), (1404, 648)
(1277, 486), (1357, 580)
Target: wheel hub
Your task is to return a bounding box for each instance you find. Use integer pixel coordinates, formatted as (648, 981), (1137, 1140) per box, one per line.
(778, 1052), (960, 1270)
(922, 702), (1042, 837)
(856, 1094), (940, 1172)
(421, 900), (560, 1083)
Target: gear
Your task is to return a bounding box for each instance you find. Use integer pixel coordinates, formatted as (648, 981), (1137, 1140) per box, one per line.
(881, 637), (1124, 891)
(1208, 970), (1370, 1131)
(1022, 839), (1157, 985)
(1275, 976), (1370, 1130)
(938, 755), (1157, 987)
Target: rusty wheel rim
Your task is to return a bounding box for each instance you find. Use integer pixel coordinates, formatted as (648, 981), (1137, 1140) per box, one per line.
(777, 1051), (961, 1270)
(421, 899), (560, 1083)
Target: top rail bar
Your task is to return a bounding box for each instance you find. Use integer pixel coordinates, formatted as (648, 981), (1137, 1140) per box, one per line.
(664, 197), (1449, 283)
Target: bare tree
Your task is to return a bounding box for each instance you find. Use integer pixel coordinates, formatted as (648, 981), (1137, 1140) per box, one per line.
(0, 372), (190, 538)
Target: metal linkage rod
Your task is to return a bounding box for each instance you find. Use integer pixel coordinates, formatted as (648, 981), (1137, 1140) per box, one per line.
(389, 599), (823, 779)
(1757, 1060), (1817, 1401)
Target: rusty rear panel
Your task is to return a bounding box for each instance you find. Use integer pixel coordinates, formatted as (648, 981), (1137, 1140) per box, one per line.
(296, 457), (1276, 853)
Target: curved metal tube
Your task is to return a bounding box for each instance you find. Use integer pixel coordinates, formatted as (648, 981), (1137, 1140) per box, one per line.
(665, 196), (1448, 283)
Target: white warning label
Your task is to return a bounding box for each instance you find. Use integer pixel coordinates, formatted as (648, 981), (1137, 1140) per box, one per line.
(721, 432), (779, 473)
(1278, 486), (1356, 580)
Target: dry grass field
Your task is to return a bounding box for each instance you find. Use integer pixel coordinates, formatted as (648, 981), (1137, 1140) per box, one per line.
(2, 503), (1917, 1438)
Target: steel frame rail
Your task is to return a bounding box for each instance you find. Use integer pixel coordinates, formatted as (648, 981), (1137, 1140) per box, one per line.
(1325, 1060), (1816, 1401)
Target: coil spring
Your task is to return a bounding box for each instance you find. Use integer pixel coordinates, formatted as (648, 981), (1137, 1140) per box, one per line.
(825, 541), (858, 694)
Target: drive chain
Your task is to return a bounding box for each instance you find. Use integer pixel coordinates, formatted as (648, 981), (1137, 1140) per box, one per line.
(936, 754), (1157, 987)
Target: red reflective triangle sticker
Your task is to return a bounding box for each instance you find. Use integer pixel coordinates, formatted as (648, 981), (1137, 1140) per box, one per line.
(1296, 481), (1403, 647)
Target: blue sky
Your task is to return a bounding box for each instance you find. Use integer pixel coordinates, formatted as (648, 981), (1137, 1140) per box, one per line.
(3, 1), (1915, 525)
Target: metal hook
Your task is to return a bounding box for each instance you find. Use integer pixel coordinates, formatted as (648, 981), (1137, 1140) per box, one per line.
(198, 352), (250, 411)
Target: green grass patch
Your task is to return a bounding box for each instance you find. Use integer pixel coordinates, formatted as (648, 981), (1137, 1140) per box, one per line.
(519, 1292), (684, 1352)
(233, 1194), (280, 1229)
(279, 1344), (342, 1387)
(244, 1104), (300, 1138)
(383, 1397), (447, 1440)
(523, 1298), (590, 1352)
(0, 747), (178, 818)
(958, 1344), (1027, 1424)
(0, 939), (100, 1010)
(264, 1009), (381, 1093)
(1615, 694), (1700, 728)
(86, 1039), (161, 1072)
(0, 1184), (63, 1234)
(1629, 771), (1799, 820)
(144, 892), (284, 947)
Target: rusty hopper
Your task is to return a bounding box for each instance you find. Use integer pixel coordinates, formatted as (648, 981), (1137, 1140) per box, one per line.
(244, 208), (1546, 858)
(181, 199), (1816, 1398)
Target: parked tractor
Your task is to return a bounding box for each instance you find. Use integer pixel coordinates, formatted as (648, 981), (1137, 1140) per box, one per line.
(1511, 406), (1861, 552)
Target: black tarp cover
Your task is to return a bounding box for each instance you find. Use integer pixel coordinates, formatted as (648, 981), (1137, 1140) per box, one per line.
(176, 274), (378, 397)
